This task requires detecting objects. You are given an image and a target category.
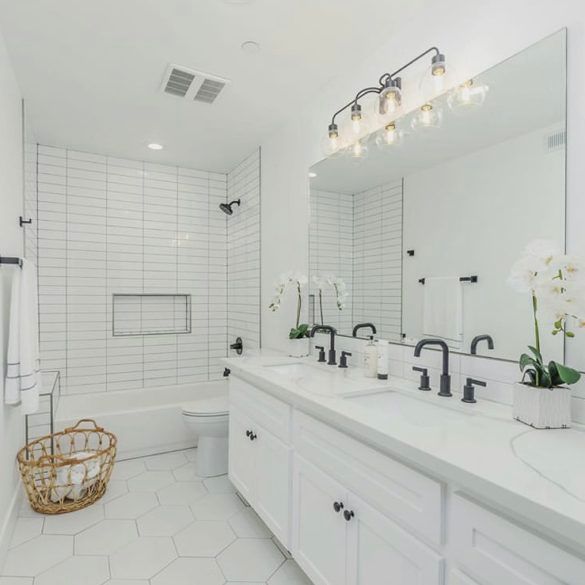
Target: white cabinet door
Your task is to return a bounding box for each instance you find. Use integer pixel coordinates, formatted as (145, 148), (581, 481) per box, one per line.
(228, 408), (256, 503)
(451, 494), (585, 585)
(293, 456), (348, 585)
(346, 492), (443, 585)
(254, 425), (291, 547)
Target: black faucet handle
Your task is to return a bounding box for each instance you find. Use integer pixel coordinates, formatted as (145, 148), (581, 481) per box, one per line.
(462, 377), (487, 403)
(339, 351), (352, 369)
(412, 366), (430, 391)
(315, 345), (326, 362)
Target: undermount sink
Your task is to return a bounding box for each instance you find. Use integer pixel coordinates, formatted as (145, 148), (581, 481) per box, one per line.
(263, 362), (388, 397)
(345, 392), (476, 427)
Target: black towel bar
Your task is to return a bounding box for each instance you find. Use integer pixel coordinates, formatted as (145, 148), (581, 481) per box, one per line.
(418, 276), (478, 285)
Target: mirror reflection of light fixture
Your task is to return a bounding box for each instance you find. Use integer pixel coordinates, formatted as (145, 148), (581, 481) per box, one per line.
(447, 79), (489, 112)
(323, 46), (446, 156)
(375, 122), (403, 149)
(411, 103), (442, 130)
(349, 139), (369, 162)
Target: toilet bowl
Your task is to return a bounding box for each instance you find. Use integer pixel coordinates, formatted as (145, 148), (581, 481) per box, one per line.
(181, 394), (229, 477)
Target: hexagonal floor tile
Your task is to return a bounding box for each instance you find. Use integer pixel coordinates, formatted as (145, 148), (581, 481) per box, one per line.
(184, 449), (198, 462)
(217, 539), (284, 582)
(128, 471), (175, 492)
(268, 560), (313, 585)
(228, 508), (272, 538)
(34, 555), (109, 585)
(144, 452), (187, 471)
(203, 475), (235, 494)
(105, 492), (158, 519)
(109, 536), (176, 580)
(2, 535), (73, 577)
(173, 521), (235, 557)
(173, 463), (201, 482)
(112, 459), (146, 480)
(102, 581), (148, 585)
(75, 519), (138, 555)
(100, 480), (129, 504)
(151, 558), (224, 585)
(137, 505), (193, 536)
(9, 517), (44, 548)
(43, 503), (104, 535)
(157, 481), (206, 506)
(189, 493), (245, 521)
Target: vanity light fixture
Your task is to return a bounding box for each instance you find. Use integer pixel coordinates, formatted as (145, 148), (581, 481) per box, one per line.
(324, 46), (446, 155)
(349, 139), (368, 161)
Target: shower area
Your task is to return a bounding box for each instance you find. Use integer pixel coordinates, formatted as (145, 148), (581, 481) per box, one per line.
(26, 144), (261, 456)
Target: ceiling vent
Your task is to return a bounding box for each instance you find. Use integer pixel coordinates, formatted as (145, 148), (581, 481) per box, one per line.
(546, 129), (566, 152)
(161, 65), (230, 104)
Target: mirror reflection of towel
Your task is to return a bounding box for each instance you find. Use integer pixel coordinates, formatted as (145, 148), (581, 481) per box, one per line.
(423, 277), (463, 346)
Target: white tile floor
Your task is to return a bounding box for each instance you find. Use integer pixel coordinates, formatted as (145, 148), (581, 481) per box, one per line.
(0, 449), (312, 585)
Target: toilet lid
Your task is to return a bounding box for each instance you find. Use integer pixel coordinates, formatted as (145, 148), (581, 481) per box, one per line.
(182, 394), (229, 416)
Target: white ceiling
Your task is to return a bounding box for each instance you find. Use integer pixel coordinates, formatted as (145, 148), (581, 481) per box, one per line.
(0, 0), (426, 172)
(311, 31), (566, 193)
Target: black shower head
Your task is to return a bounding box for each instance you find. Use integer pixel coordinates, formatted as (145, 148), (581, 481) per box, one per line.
(219, 199), (241, 216)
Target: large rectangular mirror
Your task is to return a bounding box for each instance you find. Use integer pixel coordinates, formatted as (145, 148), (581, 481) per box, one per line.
(309, 30), (566, 362)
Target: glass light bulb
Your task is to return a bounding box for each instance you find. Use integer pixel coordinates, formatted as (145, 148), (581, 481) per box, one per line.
(447, 79), (489, 113)
(375, 122), (403, 150)
(411, 103), (442, 131)
(349, 139), (368, 161)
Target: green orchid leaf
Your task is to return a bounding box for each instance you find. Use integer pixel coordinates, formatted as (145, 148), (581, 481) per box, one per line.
(548, 361), (563, 387)
(528, 345), (543, 364)
(554, 362), (581, 385)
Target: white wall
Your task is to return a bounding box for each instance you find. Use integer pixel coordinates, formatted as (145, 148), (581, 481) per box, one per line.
(260, 0), (585, 352)
(0, 28), (25, 566)
(403, 125), (565, 361)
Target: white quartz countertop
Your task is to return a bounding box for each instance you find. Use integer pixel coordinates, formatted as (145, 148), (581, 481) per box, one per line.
(224, 352), (585, 553)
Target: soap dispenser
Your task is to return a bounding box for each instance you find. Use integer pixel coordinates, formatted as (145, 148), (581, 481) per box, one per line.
(363, 336), (378, 378)
(377, 339), (389, 380)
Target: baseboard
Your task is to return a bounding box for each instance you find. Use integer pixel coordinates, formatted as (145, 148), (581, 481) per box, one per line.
(0, 481), (22, 572)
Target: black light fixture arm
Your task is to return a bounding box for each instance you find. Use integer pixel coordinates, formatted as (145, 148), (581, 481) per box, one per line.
(378, 46), (441, 85)
(330, 87), (381, 126)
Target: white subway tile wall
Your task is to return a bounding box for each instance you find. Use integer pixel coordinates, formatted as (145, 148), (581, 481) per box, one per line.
(309, 180), (403, 338)
(309, 189), (354, 331)
(227, 150), (261, 351)
(36, 145), (232, 394)
(24, 141), (38, 265)
(353, 180), (403, 341)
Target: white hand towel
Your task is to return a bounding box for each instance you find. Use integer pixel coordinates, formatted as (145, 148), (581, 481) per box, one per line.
(423, 276), (463, 346)
(4, 258), (42, 414)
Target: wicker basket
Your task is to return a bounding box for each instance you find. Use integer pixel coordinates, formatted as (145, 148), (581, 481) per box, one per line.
(17, 419), (117, 515)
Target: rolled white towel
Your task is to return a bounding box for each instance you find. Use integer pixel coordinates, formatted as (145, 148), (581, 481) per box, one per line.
(51, 452), (101, 502)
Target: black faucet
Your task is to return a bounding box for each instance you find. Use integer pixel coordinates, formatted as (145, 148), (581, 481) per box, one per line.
(413, 339), (452, 397)
(310, 325), (337, 365)
(352, 322), (377, 338)
(470, 334), (494, 355)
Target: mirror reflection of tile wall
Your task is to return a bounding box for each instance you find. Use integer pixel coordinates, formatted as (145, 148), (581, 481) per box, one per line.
(309, 30), (567, 363)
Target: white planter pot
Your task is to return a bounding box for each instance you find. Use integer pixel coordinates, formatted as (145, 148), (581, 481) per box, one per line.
(513, 383), (571, 429)
(288, 337), (309, 358)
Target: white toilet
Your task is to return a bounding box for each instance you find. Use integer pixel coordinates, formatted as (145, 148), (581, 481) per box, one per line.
(181, 394), (230, 477)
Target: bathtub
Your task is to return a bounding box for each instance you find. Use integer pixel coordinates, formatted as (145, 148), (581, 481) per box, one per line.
(55, 380), (228, 460)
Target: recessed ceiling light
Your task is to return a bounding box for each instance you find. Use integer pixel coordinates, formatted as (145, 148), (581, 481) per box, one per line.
(147, 143), (163, 150)
(241, 40), (261, 54)
(309, 172), (317, 178)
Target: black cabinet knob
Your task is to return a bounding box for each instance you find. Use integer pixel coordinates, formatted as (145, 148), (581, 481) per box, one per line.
(249, 432), (257, 441)
(333, 501), (344, 513)
(246, 430), (252, 437)
(343, 509), (355, 522)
